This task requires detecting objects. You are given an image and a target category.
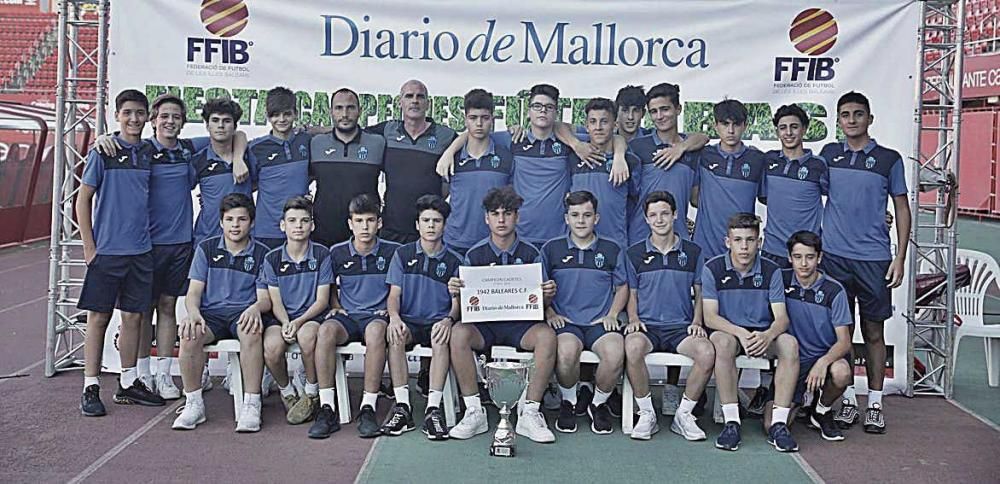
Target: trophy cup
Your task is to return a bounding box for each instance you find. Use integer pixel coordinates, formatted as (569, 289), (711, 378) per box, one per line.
(483, 360), (531, 457)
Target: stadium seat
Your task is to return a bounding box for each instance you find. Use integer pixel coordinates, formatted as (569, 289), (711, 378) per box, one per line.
(953, 249), (1000, 387)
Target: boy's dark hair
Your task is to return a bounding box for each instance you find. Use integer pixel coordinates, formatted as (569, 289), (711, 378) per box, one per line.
(201, 97), (243, 123)
(331, 87), (360, 105)
(150, 93), (187, 123)
(348, 193), (382, 217)
(714, 99), (747, 125)
(482, 185), (523, 213)
(615, 85), (646, 109)
(773, 104), (809, 127)
(727, 212), (761, 234)
(464, 88), (494, 112)
(644, 190), (676, 214)
(115, 89), (149, 112)
(219, 192), (255, 221)
(786, 230), (822, 255)
(415, 194), (451, 220)
(837, 91), (870, 113)
(282, 196), (314, 217)
(645, 82), (681, 108)
(529, 83), (560, 103)
(584, 97), (616, 119)
(564, 190), (598, 212)
(265, 86), (296, 118)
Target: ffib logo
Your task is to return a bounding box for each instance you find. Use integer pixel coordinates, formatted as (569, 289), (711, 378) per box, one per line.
(774, 8), (838, 82)
(188, 0), (252, 65)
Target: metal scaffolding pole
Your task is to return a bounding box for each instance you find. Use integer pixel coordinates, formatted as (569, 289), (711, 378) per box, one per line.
(45, 0), (109, 377)
(905, 0), (965, 397)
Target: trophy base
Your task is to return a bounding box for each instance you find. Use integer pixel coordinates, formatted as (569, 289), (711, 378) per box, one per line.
(490, 444), (515, 458)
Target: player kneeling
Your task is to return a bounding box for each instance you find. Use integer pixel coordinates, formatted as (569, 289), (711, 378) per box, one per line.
(173, 194), (272, 432)
(542, 191), (626, 434)
(624, 191), (713, 440)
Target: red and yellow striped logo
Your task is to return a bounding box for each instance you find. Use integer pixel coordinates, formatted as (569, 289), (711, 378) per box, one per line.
(789, 8), (838, 56)
(200, 0), (249, 38)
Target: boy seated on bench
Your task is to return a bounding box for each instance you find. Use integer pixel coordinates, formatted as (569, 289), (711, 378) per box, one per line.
(703, 212), (799, 452)
(623, 191), (714, 441)
(173, 193), (272, 432)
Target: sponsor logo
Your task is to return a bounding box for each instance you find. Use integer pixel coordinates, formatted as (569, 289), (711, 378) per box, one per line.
(396, 135), (406, 142)
(528, 293), (539, 305)
(407, 259), (418, 267)
(268, 153), (278, 160)
(523, 144), (534, 151)
(117, 154), (129, 164)
(562, 255), (574, 263)
(208, 162), (219, 171)
(773, 8), (839, 90)
(721, 276), (732, 284)
(469, 296), (480, 306)
(786, 286), (796, 294)
(832, 155), (844, 164)
(280, 263), (290, 272)
(643, 255), (656, 264)
(708, 163), (719, 170)
(153, 153), (164, 160)
(213, 254), (225, 262)
(769, 162), (779, 170)
(324, 147), (336, 155)
(343, 261), (355, 269)
(187, 0), (252, 67)
(459, 158), (473, 166)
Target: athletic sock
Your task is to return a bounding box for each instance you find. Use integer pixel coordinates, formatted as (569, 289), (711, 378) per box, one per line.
(868, 389), (883, 408)
(559, 384), (578, 405)
(678, 395), (697, 415)
(815, 401), (832, 415)
(843, 385), (857, 406)
(592, 388), (611, 406)
(319, 388), (336, 409)
(394, 385), (410, 408)
(636, 394), (654, 414)
(305, 382), (319, 397)
(772, 406), (791, 425)
(428, 390), (443, 409)
(463, 394), (482, 412)
(120, 367), (137, 389)
(279, 383), (296, 398)
(84, 376), (100, 390)
(185, 388), (203, 404)
(722, 403), (741, 424)
(523, 400), (541, 415)
(361, 391), (378, 409)
(137, 357), (151, 378)
(156, 357), (173, 375)
(245, 393), (261, 406)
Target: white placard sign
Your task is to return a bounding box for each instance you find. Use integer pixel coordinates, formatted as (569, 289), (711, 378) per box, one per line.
(459, 263), (544, 323)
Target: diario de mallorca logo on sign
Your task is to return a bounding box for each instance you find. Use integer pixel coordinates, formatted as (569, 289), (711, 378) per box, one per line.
(186, 0), (252, 77)
(773, 8), (839, 93)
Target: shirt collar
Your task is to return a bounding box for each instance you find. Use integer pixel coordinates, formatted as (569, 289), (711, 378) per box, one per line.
(651, 131), (686, 148)
(333, 128), (363, 146)
(281, 241), (317, 262)
(205, 144), (229, 163)
(348, 237), (381, 257)
(842, 138), (877, 154)
(460, 138), (497, 160)
(716, 142), (748, 160)
(264, 133), (292, 146)
(724, 252), (762, 275)
(567, 234), (598, 250)
(525, 129), (556, 144)
(488, 236), (521, 257)
(114, 135), (142, 150)
(148, 137), (182, 153)
(779, 148), (815, 163)
(217, 236), (257, 256)
(644, 235), (683, 255)
(791, 271), (825, 289)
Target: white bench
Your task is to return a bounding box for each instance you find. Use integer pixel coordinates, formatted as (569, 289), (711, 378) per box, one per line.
(203, 339), (244, 422)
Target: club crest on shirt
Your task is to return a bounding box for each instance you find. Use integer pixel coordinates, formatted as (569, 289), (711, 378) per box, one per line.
(595, 253), (606, 269)
(491, 155), (501, 168)
(428, 136), (438, 149)
(741, 162), (751, 178)
(753, 273), (764, 288)
(797, 166), (809, 180)
(376, 256), (386, 271)
(514, 257), (523, 264)
(815, 289), (825, 304)
(677, 251), (688, 266)
(435, 261), (447, 278)
(358, 146), (368, 161)
(865, 156), (877, 169)
(244, 256), (255, 272)
(299, 144), (308, 158)
(308, 259), (317, 271)
(604, 157), (613, 173)
(552, 142), (562, 155)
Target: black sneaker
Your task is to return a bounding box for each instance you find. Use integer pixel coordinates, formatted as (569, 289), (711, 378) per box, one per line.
(588, 403), (613, 434)
(556, 401), (577, 433)
(834, 400), (859, 429)
(607, 387), (623, 418)
(308, 404), (341, 439)
(422, 406), (450, 441)
(715, 421), (742, 451)
(692, 391), (708, 418)
(357, 405), (381, 438)
(746, 385), (768, 419)
(575, 385), (594, 416)
(380, 403), (415, 436)
(809, 409), (845, 441)
(416, 367), (430, 397)
(113, 380), (166, 406)
(80, 384), (106, 417)
(863, 403), (886, 434)
(379, 381), (394, 401)
(767, 422), (799, 452)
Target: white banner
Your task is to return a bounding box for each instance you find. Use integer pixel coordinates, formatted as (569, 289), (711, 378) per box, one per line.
(459, 263), (544, 323)
(107, 0), (920, 393)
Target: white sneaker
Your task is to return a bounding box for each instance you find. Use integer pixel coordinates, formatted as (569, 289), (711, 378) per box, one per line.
(155, 373), (181, 400)
(661, 384), (681, 416)
(172, 398), (207, 430)
(261, 369), (276, 398)
(631, 410), (659, 440)
(201, 365), (213, 392)
(222, 363), (232, 392)
(140, 374), (155, 394)
(449, 407), (488, 439)
(515, 408), (556, 443)
(234, 400), (261, 433)
(670, 410), (706, 441)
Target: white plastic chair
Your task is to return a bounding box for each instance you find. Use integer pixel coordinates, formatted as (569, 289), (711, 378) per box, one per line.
(953, 249), (1000, 387)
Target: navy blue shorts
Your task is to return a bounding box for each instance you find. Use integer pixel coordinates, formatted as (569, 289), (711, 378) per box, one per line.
(151, 243), (193, 299)
(403, 320), (434, 347)
(761, 250), (791, 270)
(473, 321), (539, 350)
(204, 308), (280, 342)
(820, 252), (892, 321)
(257, 237), (286, 250)
(78, 252), (153, 313)
(643, 325), (690, 353)
(556, 324), (615, 350)
(329, 312), (386, 342)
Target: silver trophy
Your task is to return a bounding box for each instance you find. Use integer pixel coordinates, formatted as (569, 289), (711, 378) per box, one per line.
(483, 360), (531, 457)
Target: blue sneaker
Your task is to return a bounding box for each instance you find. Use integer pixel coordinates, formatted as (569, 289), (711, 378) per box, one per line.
(715, 421), (741, 451)
(767, 422), (799, 452)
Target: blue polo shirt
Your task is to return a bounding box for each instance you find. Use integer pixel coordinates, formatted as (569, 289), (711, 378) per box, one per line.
(494, 131), (572, 245)
(189, 236), (270, 313)
(444, 139), (514, 250)
(762, 149), (829, 257)
(464, 236), (544, 270)
(627, 132), (700, 245)
(261, 241), (334, 320)
(694, 144), (766, 259)
(782, 269), (853, 362)
(702, 253), (784, 330)
(569, 151), (640, 247)
(626, 237), (704, 329)
(542, 235), (627, 326)
(385, 242), (462, 325)
(192, 145), (255, 245)
(248, 132), (312, 240)
(329, 238), (400, 314)
(145, 137), (204, 245)
(80, 136), (152, 256)
(820, 139), (908, 261)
